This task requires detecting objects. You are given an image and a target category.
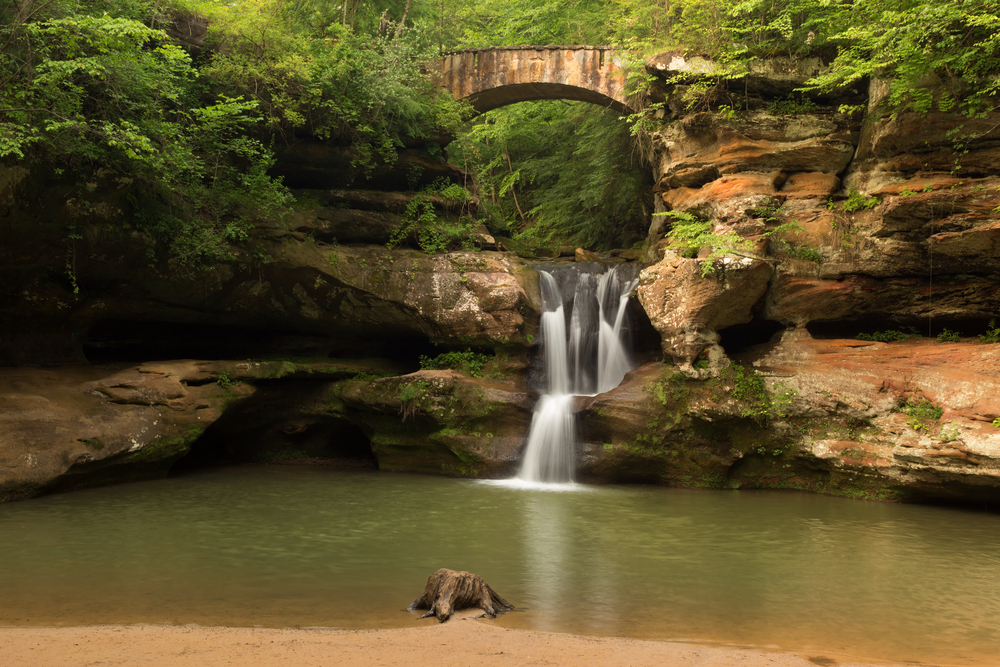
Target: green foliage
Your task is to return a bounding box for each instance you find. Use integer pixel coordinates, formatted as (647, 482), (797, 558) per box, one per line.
(216, 371), (240, 388)
(398, 379), (431, 420)
(351, 371), (389, 381)
(771, 238), (822, 263)
(386, 179), (476, 253)
(717, 104), (739, 120)
(938, 422), (961, 443)
(650, 371), (690, 406)
(728, 364), (796, 424)
(661, 210), (753, 276)
(993, 417), (1000, 428)
(1, 0), (474, 273)
(841, 186), (881, 213)
(599, 0), (1000, 118)
(449, 100), (649, 251)
(453, 0), (607, 47)
(659, 209), (802, 277)
(799, 0), (1000, 116)
(7, 0), (999, 278)
(901, 398), (944, 432)
(419, 349), (492, 377)
(979, 319), (1000, 343)
(937, 328), (961, 343)
(856, 328), (919, 342)
(767, 97), (818, 116)
(0, 1), (294, 272)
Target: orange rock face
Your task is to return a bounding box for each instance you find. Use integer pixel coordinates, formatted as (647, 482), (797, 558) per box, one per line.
(625, 65), (1000, 501)
(574, 335), (1000, 503)
(644, 75), (1000, 332)
(752, 332), (1000, 501)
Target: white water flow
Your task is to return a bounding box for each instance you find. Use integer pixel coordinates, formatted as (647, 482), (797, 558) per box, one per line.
(518, 266), (639, 484)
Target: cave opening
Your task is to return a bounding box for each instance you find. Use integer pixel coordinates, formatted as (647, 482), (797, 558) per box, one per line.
(172, 379), (377, 474)
(82, 318), (438, 368)
(718, 317), (787, 355)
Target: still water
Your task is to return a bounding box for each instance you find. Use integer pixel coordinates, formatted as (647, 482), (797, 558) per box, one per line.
(2, 466), (998, 664)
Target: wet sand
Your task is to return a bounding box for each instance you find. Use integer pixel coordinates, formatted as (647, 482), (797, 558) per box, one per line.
(0, 612), (910, 667)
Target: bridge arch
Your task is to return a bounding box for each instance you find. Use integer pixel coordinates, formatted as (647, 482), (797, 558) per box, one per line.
(437, 46), (631, 114)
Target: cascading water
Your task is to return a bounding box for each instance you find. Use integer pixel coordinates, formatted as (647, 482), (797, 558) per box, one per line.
(517, 265), (639, 484)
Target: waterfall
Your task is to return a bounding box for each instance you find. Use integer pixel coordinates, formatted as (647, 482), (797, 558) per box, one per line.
(517, 265), (639, 485)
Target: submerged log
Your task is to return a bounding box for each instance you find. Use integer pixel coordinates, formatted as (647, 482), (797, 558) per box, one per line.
(407, 568), (514, 622)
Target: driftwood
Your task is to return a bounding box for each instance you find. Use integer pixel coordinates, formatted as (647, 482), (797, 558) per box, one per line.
(407, 568), (514, 622)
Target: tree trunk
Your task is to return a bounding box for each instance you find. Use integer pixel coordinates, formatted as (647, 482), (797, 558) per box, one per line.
(407, 569), (514, 622)
(394, 0), (412, 39)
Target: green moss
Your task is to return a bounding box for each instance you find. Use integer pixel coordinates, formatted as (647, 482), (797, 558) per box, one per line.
(80, 437), (105, 451)
(125, 428), (205, 465)
(722, 364), (796, 423)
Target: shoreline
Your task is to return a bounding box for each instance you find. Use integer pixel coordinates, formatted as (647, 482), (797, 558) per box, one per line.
(0, 613), (921, 667)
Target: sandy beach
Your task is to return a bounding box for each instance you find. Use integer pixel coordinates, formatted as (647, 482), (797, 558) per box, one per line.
(0, 613), (911, 667)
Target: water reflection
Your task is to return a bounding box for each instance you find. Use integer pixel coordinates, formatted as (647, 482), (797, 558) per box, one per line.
(1, 468), (999, 665)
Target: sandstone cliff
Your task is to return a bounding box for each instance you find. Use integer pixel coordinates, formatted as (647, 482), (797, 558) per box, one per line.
(3, 58), (1000, 506)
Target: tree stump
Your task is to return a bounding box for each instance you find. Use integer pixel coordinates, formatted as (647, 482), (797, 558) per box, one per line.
(407, 568), (514, 622)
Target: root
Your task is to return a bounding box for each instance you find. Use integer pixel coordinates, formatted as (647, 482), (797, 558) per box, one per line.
(407, 568), (514, 623)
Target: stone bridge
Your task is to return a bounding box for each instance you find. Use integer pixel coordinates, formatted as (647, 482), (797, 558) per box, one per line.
(437, 46), (631, 114)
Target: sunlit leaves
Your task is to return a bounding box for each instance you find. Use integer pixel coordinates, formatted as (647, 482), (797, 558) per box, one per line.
(453, 101), (648, 250)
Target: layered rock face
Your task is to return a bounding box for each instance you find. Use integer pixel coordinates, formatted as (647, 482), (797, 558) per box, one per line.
(340, 370), (534, 477)
(0, 218), (537, 366)
(0, 147), (543, 499)
(0, 359), (402, 501)
(577, 336), (1000, 503)
(616, 63), (1000, 503)
(640, 70), (1000, 365)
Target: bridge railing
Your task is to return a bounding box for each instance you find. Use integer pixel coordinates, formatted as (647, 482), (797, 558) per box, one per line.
(441, 45), (614, 57)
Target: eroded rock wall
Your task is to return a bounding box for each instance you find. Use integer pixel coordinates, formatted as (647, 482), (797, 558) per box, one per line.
(619, 64), (1000, 504)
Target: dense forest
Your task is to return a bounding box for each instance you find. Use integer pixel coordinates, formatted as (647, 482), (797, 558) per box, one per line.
(2, 0), (999, 263)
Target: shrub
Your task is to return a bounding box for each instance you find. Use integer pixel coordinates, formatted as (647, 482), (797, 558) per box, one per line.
(979, 319), (1000, 343)
(841, 186), (881, 212)
(419, 349), (492, 378)
(937, 328), (961, 343)
(856, 329), (919, 342)
(387, 179), (476, 254)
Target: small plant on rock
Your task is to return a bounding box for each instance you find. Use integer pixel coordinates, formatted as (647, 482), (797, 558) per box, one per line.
(399, 380), (431, 421)
(841, 186), (881, 213)
(938, 423), (962, 443)
(659, 210), (801, 277)
(728, 364), (796, 424)
(767, 96), (818, 115)
(900, 398), (944, 432)
(351, 371), (389, 381)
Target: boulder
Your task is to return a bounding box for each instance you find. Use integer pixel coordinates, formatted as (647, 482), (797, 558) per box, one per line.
(0, 362), (244, 501)
(340, 370), (534, 477)
(637, 254), (773, 366)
